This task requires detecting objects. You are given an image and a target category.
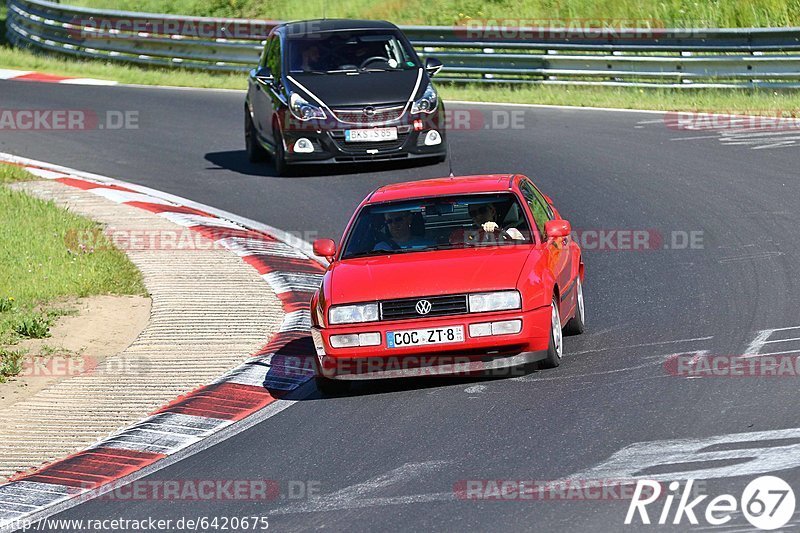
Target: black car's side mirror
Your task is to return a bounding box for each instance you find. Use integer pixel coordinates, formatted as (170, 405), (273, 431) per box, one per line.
(425, 57), (443, 77)
(255, 67), (274, 85)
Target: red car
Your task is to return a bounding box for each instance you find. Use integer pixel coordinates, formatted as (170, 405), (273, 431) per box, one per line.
(310, 174), (585, 393)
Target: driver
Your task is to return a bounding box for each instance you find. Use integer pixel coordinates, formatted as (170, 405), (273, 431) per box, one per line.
(373, 210), (433, 251)
(449, 202), (524, 244)
(301, 45), (322, 72)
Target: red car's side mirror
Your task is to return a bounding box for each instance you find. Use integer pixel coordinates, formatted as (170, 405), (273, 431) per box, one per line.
(545, 219), (571, 240)
(313, 238), (336, 260)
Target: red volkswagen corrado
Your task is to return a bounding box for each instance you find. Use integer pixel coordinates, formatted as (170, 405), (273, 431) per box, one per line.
(310, 174), (584, 393)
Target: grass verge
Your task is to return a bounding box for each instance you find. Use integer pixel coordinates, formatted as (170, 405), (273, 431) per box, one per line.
(2, 44), (798, 113)
(0, 165), (146, 381)
(65, 0), (800, 28)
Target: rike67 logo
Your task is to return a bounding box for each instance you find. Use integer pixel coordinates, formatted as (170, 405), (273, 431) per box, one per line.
(625, 476), (796, 530)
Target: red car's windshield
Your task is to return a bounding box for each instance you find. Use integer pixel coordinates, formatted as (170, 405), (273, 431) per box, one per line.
(341, 193), (533, 259)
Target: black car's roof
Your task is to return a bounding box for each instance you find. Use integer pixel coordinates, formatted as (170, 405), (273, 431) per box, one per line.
(280, 19), (399, 36)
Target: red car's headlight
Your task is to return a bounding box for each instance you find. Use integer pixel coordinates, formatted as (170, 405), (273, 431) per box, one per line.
(329, 303), (379, 325)
(468, 291), (521, 313)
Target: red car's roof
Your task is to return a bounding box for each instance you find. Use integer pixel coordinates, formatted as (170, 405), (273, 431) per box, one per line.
(368, 175), (516, 204)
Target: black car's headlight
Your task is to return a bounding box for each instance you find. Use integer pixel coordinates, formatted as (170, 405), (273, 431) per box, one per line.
(290, 93), (326, 121)
(411, 83), (438, 114)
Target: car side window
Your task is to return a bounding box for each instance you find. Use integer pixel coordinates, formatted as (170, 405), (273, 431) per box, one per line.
(259, 36), (273, 69)
(265, 35), (282, 80)
(519, 179), (551, 240)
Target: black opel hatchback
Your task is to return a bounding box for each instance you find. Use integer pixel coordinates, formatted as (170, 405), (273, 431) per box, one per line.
(245, 19), (447, 175)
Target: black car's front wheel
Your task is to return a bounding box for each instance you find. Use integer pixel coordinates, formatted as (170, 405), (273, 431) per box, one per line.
(244, 108), (267, 163)
(272, 125), (288, 176)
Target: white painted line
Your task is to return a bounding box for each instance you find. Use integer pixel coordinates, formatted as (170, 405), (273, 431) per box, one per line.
(571, 335), (714, 355)
(669, 135), (721, 141)
(22, 167), (71, 180)
(59, 78), (118, 86)
(159, 212), (244, 230)
(763, 336), (800, 344)
(743, 349), (800, 358)
(279, 310), (312, 333)
(0, 69), (33, 79)
(552, 427), (800, 484)
(262, 272), (323, 294)
(89, 188), (175, 206)
(218, 238), (308, 259)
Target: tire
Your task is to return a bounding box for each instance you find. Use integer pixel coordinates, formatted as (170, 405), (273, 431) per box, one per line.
(315, 375), (351, 396)
(563, 277), (585, 336)
(244, 108), (267, 163)
(272, 125), (289, 176)
(540, 297), (563, 369)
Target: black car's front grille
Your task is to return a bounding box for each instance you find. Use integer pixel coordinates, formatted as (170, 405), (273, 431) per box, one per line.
(380, 294), (469, 321)
(331, 104), (406, 124)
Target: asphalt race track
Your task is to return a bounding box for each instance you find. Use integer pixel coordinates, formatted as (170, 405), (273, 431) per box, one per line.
(3, 80), (800, 531)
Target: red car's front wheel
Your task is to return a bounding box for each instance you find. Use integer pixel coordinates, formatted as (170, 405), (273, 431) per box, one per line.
(540, 297), (563, 369)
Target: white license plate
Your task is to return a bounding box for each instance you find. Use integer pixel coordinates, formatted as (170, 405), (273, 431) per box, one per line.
(386, 326), (464, 348)
(345, 127), (398, 142)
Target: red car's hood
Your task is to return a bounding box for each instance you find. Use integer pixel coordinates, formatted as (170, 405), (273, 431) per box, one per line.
(329, 246), (535, 303)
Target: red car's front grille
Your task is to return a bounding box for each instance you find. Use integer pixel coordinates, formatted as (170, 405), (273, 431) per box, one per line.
(380, 294), (469, 321)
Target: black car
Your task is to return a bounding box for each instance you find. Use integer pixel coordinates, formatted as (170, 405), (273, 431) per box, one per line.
(245, 19), (447, 175)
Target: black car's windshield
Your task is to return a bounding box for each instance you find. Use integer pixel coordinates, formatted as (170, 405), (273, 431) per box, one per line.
(341, 193), (534, 260)
(287, 31), (420, 74)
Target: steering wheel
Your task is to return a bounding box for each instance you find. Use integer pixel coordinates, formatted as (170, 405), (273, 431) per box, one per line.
(359, 56), (390, 69)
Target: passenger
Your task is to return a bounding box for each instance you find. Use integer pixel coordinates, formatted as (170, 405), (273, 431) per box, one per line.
(450, 202), (524, 244)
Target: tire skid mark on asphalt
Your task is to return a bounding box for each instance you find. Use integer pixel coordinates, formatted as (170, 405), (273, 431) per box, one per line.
(271, 461), (454, 515)
(0, 155), (323, 531)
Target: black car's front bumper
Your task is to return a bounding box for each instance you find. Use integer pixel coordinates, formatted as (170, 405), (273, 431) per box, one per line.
(278, 107), (447, 165)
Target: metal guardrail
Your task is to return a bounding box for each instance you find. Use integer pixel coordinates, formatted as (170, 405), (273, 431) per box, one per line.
(6, 0), (800, 88)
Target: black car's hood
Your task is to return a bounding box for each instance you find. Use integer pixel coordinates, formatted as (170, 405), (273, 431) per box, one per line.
(287, 68), (422, 108)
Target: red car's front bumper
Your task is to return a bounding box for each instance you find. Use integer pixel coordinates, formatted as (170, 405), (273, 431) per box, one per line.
(311, 306), (551, 380)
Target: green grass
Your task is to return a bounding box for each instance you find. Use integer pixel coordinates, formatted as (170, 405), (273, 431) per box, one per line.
(0, 349), (25, 383)
(66, 0), (800, 28)
(0, 166), (146, 356)
(2, 43), (799, 113)
(439, 83), (800, 112)
(0, 46), (246, 89)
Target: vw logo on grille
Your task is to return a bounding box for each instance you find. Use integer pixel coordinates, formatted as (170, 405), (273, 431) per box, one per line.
(415, 300), (432, 315)
(363, 106), (376, 117)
